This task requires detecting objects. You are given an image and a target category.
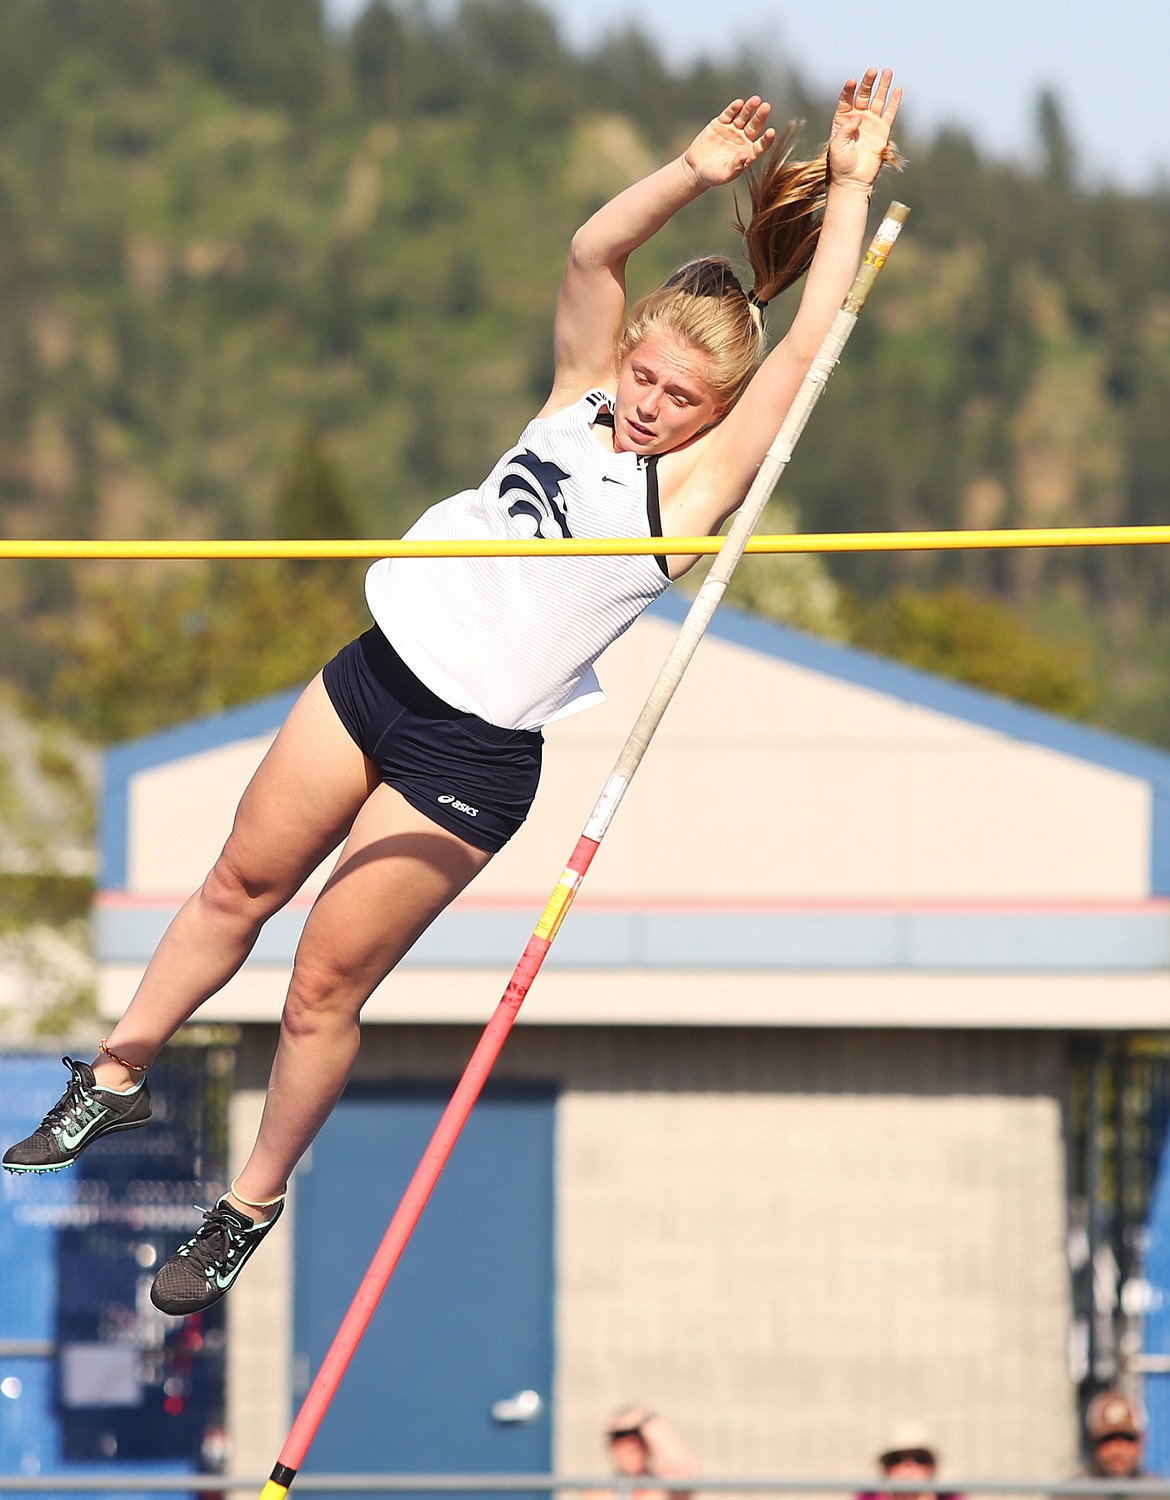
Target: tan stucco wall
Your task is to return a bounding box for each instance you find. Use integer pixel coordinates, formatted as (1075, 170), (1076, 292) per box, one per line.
(225, 1025), (1076, 1485)
(99, 961), (1170, 1031)
(224, 1085), (297, 1478)
(124, 615), (1151, 905)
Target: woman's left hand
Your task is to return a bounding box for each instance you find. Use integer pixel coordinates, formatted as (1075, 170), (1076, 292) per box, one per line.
(827, 67), (902, 188)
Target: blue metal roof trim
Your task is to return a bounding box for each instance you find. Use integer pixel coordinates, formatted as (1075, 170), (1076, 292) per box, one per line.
(651, 594), (1170, 893)
(100, 687), (301, 888)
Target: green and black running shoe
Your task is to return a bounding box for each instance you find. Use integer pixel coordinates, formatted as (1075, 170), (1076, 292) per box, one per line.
(2, 1056), (152, 1174)
(150, 1196), (283, 1315)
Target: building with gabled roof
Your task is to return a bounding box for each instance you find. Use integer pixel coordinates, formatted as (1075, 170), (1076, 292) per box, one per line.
(90, 596), (1170, 1486)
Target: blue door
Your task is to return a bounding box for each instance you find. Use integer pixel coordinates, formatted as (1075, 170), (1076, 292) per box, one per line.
(292, 1080), (555, 1478)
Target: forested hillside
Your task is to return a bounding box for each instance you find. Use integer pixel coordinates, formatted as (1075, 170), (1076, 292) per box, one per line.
(0, 0), (1168, 743)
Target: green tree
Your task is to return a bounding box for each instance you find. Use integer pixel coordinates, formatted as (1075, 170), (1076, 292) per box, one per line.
(845, 584), (1098, 719)
(692, 500), (847, 639)
(273, 424), (364, 541)
(163, 0), (328, 117)
(1037, 88), (1076, 196)
(350, 0), (401, 119)
(47, 563), (368, 743)
(0, 0), (1170, 751)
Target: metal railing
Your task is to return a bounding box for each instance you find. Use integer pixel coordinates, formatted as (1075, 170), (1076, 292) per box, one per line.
(0, 1478), (1168, 1495)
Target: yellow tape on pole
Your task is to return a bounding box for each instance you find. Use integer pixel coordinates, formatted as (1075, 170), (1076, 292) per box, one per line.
(4, 525), (1170, 560)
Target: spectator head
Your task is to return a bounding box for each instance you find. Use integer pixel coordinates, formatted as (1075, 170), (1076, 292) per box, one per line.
(607, 1409), (652, 1477)
(1086, 1390), (1143, 1478)
(879, 1424), (940, 1483)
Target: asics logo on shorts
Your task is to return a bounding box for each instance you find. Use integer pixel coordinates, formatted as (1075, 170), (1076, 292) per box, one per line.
(438, 794), (479, 817)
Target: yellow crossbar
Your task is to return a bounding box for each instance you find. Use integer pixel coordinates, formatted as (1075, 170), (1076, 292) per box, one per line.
(2, 526), (1170, 559)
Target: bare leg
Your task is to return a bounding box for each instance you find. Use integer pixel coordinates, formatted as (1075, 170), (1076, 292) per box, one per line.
(227, 783), (492, 1214)
(95, 674), (378, 1088)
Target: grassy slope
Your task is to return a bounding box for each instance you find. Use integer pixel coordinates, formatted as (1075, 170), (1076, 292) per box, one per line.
(0, 12), (1167, 739)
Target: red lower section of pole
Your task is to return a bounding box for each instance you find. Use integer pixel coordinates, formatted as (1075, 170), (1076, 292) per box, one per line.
(277, 834), (600, 1473)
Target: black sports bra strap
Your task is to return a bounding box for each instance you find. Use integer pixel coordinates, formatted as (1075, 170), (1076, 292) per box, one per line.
(593, 400), (668, 578)
(644, 456), (669, 579)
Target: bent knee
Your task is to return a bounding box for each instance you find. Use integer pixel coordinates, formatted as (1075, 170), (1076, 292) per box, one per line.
(280, 960), (369, 1037)
(199, 850), (288, 922)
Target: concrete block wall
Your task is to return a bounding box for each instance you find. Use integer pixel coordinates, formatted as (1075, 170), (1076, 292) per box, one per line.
(226, 1024), (1076, 1485)
(225, 1085), (297, 1479)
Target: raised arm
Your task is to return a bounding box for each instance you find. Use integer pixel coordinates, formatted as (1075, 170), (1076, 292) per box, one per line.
(541, 98), (778, 413)
(671, 69), (902, 537)
(638, 1411), (698, 1484)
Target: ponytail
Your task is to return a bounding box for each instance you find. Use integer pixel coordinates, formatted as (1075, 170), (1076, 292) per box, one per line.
(736, 122), (829, 306)
(616, 121), (831, 409)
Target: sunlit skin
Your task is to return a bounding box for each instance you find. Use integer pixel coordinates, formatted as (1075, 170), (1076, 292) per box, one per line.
(1093, 1434), (1141, 1478)
(884, 1458), (935, 1481)
(84, 71), (901, 1236)
(555, 67), (901, 541)
(880, 1454), (936, 1499)
(604, 332), (725, 457)
(610, 1432), (651, 1477)
(583, 1408), (696, 1500)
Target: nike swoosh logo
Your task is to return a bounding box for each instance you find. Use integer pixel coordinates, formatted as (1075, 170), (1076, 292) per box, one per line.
(211, 1256), (249, 1292)
(601, 475), (625, 485)
(210, 1232), (269, 1290)
(58, 1108), (112, 1150)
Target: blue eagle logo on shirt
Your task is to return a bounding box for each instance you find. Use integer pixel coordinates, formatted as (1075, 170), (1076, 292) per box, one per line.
(501, 450), (573, 539)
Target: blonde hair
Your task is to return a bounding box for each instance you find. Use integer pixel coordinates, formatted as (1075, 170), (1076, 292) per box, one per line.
(616, 123), (830, 409)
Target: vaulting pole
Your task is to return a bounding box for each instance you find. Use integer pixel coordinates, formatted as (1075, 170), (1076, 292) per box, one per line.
(258, 201), (910, 1500)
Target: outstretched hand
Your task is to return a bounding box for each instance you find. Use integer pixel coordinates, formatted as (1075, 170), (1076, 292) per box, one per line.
(827, 67), (902, 188)
(683, 96), (777, 188)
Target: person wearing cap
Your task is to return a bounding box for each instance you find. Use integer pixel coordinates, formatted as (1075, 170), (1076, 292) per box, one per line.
(1083, 1390), (1146, 1480)
(856, 1424), (962, 1500)
(581, 1406), (697, 1500)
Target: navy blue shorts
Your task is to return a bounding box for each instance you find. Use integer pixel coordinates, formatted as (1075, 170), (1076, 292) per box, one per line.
(321, 627), (543, 854)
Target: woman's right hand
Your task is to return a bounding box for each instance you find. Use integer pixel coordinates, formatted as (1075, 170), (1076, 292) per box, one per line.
(682, 96), (777, 188)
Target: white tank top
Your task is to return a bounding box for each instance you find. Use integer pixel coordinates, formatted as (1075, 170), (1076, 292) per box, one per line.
(366, 389), (671, 730)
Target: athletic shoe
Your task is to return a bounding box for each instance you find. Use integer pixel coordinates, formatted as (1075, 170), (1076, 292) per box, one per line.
(150, 1196), (283, 1315)
(2, 1056), (152, 1174)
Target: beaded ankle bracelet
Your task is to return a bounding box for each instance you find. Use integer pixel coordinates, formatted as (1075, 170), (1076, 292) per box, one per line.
(98, 1039), (150, 1073)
